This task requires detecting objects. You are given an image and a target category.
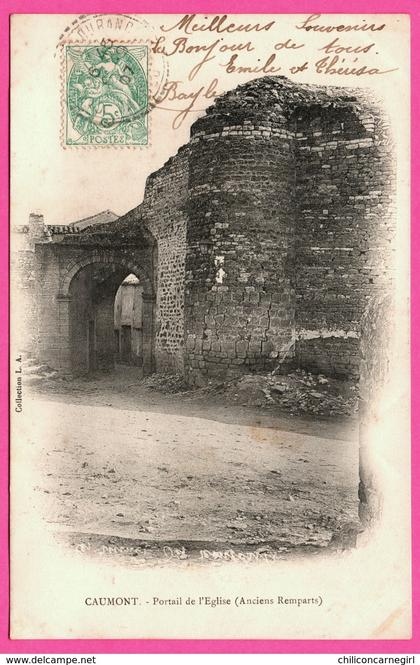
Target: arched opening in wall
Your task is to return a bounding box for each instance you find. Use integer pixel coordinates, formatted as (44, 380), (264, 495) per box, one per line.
(67, 262), (155, 376)
(114, 274), (143, 367)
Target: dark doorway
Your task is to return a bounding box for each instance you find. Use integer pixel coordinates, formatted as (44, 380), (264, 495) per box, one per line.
(87, 320), (96, 371)
(120, 326), (132, 364)
(114, 273), (143, 367)
(68, 263), (155, 375)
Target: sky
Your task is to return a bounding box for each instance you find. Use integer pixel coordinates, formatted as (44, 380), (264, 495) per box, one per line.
(10, 13), (409, 227)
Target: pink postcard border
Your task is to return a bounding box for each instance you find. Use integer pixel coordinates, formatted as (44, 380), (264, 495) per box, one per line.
(0, 0), (418, 655)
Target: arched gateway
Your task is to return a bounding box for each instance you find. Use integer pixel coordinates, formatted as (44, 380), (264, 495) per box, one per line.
(36, 236), (157, 376)
(28, 75), (395, 384)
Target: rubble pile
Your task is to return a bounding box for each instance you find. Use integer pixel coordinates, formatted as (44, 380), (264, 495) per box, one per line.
(220, 370), (358, 416)
(141, 372), (190, 394)
(142, 369), (359, 417)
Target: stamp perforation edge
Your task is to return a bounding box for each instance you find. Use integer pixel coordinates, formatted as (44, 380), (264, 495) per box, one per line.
(60, 39), (164, 150)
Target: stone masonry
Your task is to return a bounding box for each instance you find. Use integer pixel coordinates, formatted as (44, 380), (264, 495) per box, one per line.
(14, 76), (395, 385)
(182, 76), (395, 385)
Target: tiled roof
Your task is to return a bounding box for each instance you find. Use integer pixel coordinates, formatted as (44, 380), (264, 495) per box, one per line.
(68, 209), (119, 230)
(45, 225), (79, 234)
(13, 210), (119, 237)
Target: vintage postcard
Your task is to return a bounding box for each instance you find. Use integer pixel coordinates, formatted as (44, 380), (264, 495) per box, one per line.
(9, 13), (410, 640)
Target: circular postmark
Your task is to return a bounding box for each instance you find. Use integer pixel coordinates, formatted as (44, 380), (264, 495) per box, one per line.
(58, 14), (170, 147)
(66, 43), (149, 144)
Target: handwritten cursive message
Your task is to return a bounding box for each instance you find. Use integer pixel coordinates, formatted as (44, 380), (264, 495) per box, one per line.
(150, 13), (399, 128)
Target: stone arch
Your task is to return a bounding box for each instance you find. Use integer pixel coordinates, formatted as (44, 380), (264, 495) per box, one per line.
(59, 248), (156, 375)
(59, 251), (154, 299)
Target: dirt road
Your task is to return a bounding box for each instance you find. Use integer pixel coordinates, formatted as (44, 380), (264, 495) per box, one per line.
(25, 370), (360, 562)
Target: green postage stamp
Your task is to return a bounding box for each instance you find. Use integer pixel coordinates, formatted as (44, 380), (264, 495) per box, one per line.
(65, 44), (148, 146)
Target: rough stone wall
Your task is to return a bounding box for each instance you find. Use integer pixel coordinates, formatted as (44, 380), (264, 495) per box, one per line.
(35, 243), (69, 368)
(181, 76), (395, 385)
(184, 82), (296, 386)
(117, 148), (189, 372)
(293, 97), (395, 379)
(17, 76), (395, 384)
(11, 214), (46, 354)
(11, 249), (38, 353)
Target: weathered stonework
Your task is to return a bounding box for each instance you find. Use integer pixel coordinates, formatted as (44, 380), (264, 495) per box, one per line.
(116, 148), (189, 373)
(13, 76), (396, 384)
(182, 77), (395, 385)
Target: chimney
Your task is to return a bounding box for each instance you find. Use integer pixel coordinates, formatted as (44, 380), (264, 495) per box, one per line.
(28, 212), (45, 247)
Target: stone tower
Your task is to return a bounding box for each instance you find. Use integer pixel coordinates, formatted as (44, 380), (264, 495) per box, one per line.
(182, 77), (395, 385)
